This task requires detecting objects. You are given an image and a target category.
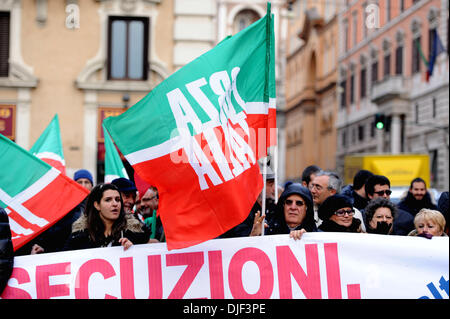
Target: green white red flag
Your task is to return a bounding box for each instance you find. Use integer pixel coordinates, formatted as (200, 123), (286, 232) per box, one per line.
(29, 114), (66, 174)
(0, 133), (89, 251)
(103, 124), (129, 183)
(104, 4), (276, 250)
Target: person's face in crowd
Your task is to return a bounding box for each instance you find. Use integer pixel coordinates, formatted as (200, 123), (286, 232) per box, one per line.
(369, 207), (393, 230)
(307, 173), (317, 189)
(410, 181), (427, 201)
(266, 179), (276, 200)
(121, 191), (136, 214)
(94, 189), (121, 224)
(141, 188), (158, 216)
(415, 218), (443, 237)
(330, 207), (354, 227)
(135, 193), (142, 213)
(283, 194), (307, 228)
(310, 175), (335, 205)
(76, 178), (93, 191)
(369, 184), (391, 200)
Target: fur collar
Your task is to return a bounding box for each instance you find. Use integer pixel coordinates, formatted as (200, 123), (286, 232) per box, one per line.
(72, 213), (144, 233)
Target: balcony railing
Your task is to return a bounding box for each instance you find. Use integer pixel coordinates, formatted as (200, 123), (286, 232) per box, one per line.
(371, 76), (407, 104)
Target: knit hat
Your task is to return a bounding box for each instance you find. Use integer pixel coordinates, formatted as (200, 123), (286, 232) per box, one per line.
(111, 177), (137, 193)
(73, 169), (93, 185)
(318, 194), (353, 221)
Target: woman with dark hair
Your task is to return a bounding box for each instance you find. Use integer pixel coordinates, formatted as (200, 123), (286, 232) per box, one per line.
(364, 197), (396, 235)
(250, 182), (317, 239)
(64, 183), (148, 251)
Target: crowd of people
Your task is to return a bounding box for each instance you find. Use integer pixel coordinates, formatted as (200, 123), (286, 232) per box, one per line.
(0, 164), (449, 295)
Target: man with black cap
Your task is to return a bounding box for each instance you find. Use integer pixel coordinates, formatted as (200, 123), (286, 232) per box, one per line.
(111, 177), (138, 215)
(111, 177), (153, 243)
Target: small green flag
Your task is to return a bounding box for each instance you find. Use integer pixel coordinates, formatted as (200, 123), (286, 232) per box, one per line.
(103, 124), (129, 183)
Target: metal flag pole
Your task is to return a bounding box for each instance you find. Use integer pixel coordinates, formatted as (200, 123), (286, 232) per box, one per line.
(261, 156), (267, 236)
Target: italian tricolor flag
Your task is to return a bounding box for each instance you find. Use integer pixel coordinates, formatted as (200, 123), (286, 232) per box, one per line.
(29, 114), (66, 174)
(104, 5), (276, 250)
(103, 124), (129, 183)
(0, 133), (89, 250)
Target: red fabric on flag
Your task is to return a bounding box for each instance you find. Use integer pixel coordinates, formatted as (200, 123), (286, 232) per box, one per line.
(9, 173), (89, 251)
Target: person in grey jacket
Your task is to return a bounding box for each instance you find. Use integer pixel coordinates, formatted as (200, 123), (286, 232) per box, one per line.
(0, 207), (14, 295)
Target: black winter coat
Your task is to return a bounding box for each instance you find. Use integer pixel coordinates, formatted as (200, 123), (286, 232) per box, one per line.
(0, 207), (14, 295)
(397, 191), (438, 217)
(63, 214), (150, 251)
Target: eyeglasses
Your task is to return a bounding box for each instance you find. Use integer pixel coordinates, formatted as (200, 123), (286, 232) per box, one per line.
(333, 209), (355, 216)
(285, 199), (305, 207)
(373, 189), (392, 196)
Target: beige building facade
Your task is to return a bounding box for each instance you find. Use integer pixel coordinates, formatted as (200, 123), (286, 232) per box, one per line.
(0, 0), (288, 183)
(284, 0), (339, 181)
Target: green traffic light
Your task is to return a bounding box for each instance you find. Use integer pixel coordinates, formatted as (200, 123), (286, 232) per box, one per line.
(376, 122), (384, 129)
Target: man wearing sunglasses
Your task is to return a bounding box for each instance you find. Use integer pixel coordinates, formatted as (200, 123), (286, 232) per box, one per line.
(365, 175), (414, 235)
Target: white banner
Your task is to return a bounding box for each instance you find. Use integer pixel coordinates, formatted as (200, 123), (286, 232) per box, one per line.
(1, 233), (448, 299)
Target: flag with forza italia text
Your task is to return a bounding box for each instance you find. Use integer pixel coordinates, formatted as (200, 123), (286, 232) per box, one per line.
(104, 4), (276, 250)
(0, 133), (89, 250)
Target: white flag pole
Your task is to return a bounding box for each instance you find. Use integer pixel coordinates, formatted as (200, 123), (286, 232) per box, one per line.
(273, 144), (278, 204)
(261, 156), (267, 236)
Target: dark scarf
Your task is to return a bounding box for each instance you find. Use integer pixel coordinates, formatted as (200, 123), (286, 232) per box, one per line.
(399, 191), (437, 216)
(319, 218), (361, 233)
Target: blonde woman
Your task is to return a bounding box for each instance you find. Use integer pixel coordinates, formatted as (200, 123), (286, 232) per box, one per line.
(408, 208), (447, 238)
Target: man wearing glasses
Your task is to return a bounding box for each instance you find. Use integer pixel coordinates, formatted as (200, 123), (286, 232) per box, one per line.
(364, 175), (414, 235)
(309, 171), (366, 232)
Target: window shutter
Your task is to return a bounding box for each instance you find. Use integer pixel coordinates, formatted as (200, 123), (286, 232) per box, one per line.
(0, 12), (10, 77)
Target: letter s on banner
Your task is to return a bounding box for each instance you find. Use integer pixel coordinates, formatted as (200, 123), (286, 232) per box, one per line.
(1, 268), (32, 299)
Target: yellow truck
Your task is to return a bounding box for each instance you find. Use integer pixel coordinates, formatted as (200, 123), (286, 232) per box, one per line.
(344, 154), (430, 187)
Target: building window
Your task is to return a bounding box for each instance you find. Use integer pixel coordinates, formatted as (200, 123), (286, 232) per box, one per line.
(415, 103), (419, 123)
(412, 36), (421, 74)
(360, 67), (366, 98)
(350, 73), (354, 104)
(358, 124), (365, 141)
(400, 0), (405, 12)
(342, 130), (347, 147)
(352, 11), (358, 46)
(383, 53), (391, 78)
(340, 79), (347, 109)
(234, 9), (260, 33)
(395, 45), (403, 75)
(343, 19), (349, 52)
(371, 60), (378, 84)
(108, 16), (149, 81)
(432, 97), (437, 118)
(0, 12), (10, 77)
(386, 0), (391, 22)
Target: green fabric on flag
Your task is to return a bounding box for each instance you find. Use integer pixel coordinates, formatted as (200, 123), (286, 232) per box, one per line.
(415, 38), (429, 68)
(103, 124), (129, 183)
(29, 114), (65, 159)
(1, 133), (52, 196)
(144, 212), (157, 239)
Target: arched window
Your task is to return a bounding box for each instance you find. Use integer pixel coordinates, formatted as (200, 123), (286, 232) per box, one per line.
(233, 9), (260, 34)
